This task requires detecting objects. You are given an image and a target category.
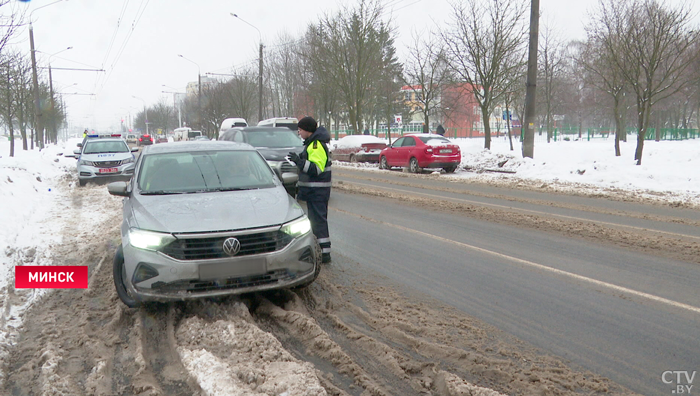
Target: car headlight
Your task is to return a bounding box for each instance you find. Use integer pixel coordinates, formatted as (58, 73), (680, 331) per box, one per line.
(281, 217), (311, 238)
(122, 156), (135, 165)
(78, 159), (94, 166)
(128, 228), (176, 250)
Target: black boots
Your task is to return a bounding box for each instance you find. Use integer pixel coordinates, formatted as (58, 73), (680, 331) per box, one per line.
(322, 253), (331, 263)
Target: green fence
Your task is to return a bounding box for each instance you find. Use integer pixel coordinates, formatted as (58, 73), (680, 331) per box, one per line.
(532, 126), (699, 142)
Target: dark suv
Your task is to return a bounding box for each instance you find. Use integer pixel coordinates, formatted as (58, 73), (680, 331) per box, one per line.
(138, 134), (154, 146)
(219, 126), (303, 197)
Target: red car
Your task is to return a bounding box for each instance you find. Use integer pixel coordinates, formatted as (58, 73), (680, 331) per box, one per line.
(155, 135), (168, 144)
(138, 134), (153, 146)
(331, 135), (387, 163)
(379, 134), (460, 173)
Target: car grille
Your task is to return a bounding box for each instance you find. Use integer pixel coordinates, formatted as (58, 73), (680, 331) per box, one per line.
(94, 160), (125, 168)
(150, 269), (293, 293)
(160, 231), (294, 260)
(281, 162), (298, 174)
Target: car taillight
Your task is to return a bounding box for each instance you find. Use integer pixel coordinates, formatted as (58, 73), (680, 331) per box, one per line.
(425, 147), (433, 154)
(363, 146), (369, 152)
(139, 138), (142, 141)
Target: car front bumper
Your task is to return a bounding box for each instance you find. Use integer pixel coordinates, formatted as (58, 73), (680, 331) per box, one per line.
(121, 229), (318, 303)
(78, 163), (135, 182)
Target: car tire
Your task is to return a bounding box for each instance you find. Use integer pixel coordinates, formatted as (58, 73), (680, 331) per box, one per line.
(113, 245), (140, 308)
(380, 156), (390, 170)
(78, 179), (87, 186)
(444, 166), (457, 173)
(294, 238), (322, 289)
(349, 154), (357, 163)
(409, 157), (421, 173)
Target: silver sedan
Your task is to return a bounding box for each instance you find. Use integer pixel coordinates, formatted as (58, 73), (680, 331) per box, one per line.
(107, 141), (320, 307)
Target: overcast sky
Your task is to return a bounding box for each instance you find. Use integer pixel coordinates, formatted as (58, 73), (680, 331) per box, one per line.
(8, 0), (699, 133)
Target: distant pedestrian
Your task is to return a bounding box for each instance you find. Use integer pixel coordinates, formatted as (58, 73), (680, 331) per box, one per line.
(436, 124), (445, 136)
(288, 116), (333, 263)
(83, 129), (88, 138)
(363, 128), (370, 135)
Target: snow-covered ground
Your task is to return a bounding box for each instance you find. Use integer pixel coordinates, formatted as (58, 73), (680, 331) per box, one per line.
(1, 134), (698, 393)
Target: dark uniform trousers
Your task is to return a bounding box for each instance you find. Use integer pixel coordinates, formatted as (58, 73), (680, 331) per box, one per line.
(306, 199), (330, 257)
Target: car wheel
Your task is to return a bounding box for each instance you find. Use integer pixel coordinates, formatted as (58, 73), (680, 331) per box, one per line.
(294, 238), (322, 289)
(349, 154), (357, 163)
(444, 165), (457, 173)
(409, 157), (421, 173)
(78, 179), (87, 186)
(380, 156), (390, 170)
(113, 245), (140, 308)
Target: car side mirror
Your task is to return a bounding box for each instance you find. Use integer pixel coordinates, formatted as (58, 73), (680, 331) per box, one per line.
(107, 181), (129, 197)
(73, 149), (81, 155)
(281, 172), (298, 185)
(77, 143), (83, 148)
(64, 153), (75, 158)
(131, 147), (139, 152)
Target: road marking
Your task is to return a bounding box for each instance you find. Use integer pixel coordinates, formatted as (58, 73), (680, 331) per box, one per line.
(333, 207), (700, 315)
(336, 180), (700, 241)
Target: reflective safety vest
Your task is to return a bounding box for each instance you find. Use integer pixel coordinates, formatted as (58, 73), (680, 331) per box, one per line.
(297, 137), (331, 201)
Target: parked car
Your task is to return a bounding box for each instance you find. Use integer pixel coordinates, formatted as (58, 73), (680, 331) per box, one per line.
(331, 135), (387, 163)
(379, 134), (460, 173)
(219, 126), (304, 197)
(193, 135), (210, 141)
(107, 141), (321, 307)
(155, 135), (168, 144)
(138, 134), (153, 146)
(73, 137), (138, 186)
(126, 134), (138, 144)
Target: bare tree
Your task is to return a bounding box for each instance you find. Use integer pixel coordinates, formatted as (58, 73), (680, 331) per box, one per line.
(201, 82), (231, 138)
(308, 0), (398, 134)
(591, 0), (699, 165)
(443, 0), (528, 149)
(538, 21), (567, 143)
(401, 30), (452, 132)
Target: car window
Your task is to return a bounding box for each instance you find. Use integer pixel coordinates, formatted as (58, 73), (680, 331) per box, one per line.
(138, 150), (276, 193)
(418, 136), (450, 144)
(244, 130), (303, 148)
(83, 140), (129, 154)
(402, 137), (416, 147)
(392, 137), (405, 147)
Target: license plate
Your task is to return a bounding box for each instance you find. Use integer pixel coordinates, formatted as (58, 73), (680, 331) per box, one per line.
(98, 168), (118, 174)
(439, 149), (452, 154)
(200, 258), (266, 280)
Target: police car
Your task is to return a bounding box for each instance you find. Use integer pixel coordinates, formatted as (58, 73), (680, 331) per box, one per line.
(74, 136), (138, 186)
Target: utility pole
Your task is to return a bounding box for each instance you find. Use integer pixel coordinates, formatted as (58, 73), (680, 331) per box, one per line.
(29, 24), (43, 149)
(48, 65), (55, 144)
(522, 0), (539, 159)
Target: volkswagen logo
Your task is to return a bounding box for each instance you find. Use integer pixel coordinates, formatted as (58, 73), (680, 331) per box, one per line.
(222, 237), (241, 256)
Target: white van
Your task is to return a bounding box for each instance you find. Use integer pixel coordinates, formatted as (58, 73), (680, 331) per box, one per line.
(219, 118), (248, 137)
(257, 117), (298, 130)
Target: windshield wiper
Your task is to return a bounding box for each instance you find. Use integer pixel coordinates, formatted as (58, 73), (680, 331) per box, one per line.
(140, 190), (187, 195)
(207, 187), (251, 192)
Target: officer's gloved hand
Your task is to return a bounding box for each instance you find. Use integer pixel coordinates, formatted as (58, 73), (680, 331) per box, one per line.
(288, 151), (302, 166)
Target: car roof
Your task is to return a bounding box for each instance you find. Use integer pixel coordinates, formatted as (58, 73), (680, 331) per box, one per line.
(404, 133), (449, 138)
(141, 140), (255, 154)
(84, 137), (127, 143)
(235, 126), (297, 133)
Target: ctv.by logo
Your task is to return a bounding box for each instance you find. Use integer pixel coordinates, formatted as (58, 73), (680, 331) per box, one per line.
(663, 371), (696, 394)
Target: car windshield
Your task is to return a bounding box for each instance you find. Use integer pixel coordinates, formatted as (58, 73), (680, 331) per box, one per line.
(83, 140), (129, 154)
(245, 130), (303, 148)
(137, 150), (277, 194)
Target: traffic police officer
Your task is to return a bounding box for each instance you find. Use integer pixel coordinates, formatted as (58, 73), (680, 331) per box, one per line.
(288, 116), (332, 263)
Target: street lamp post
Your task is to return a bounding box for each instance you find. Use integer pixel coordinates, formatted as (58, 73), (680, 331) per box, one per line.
(231, 13), (263, 123)
(162, 85), (185, 128)
(40, 47), (73, 144)
(29, 0), (66, 149)
(178, 55), (202, 133)
(132, 96), (148, 135)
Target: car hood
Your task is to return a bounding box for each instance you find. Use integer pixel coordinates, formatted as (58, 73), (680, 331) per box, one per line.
(129, 187), (304, 234)
(256, 147), (303, 162)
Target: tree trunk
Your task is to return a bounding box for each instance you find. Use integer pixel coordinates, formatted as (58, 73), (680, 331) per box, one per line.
(482, 106), (491, 150)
